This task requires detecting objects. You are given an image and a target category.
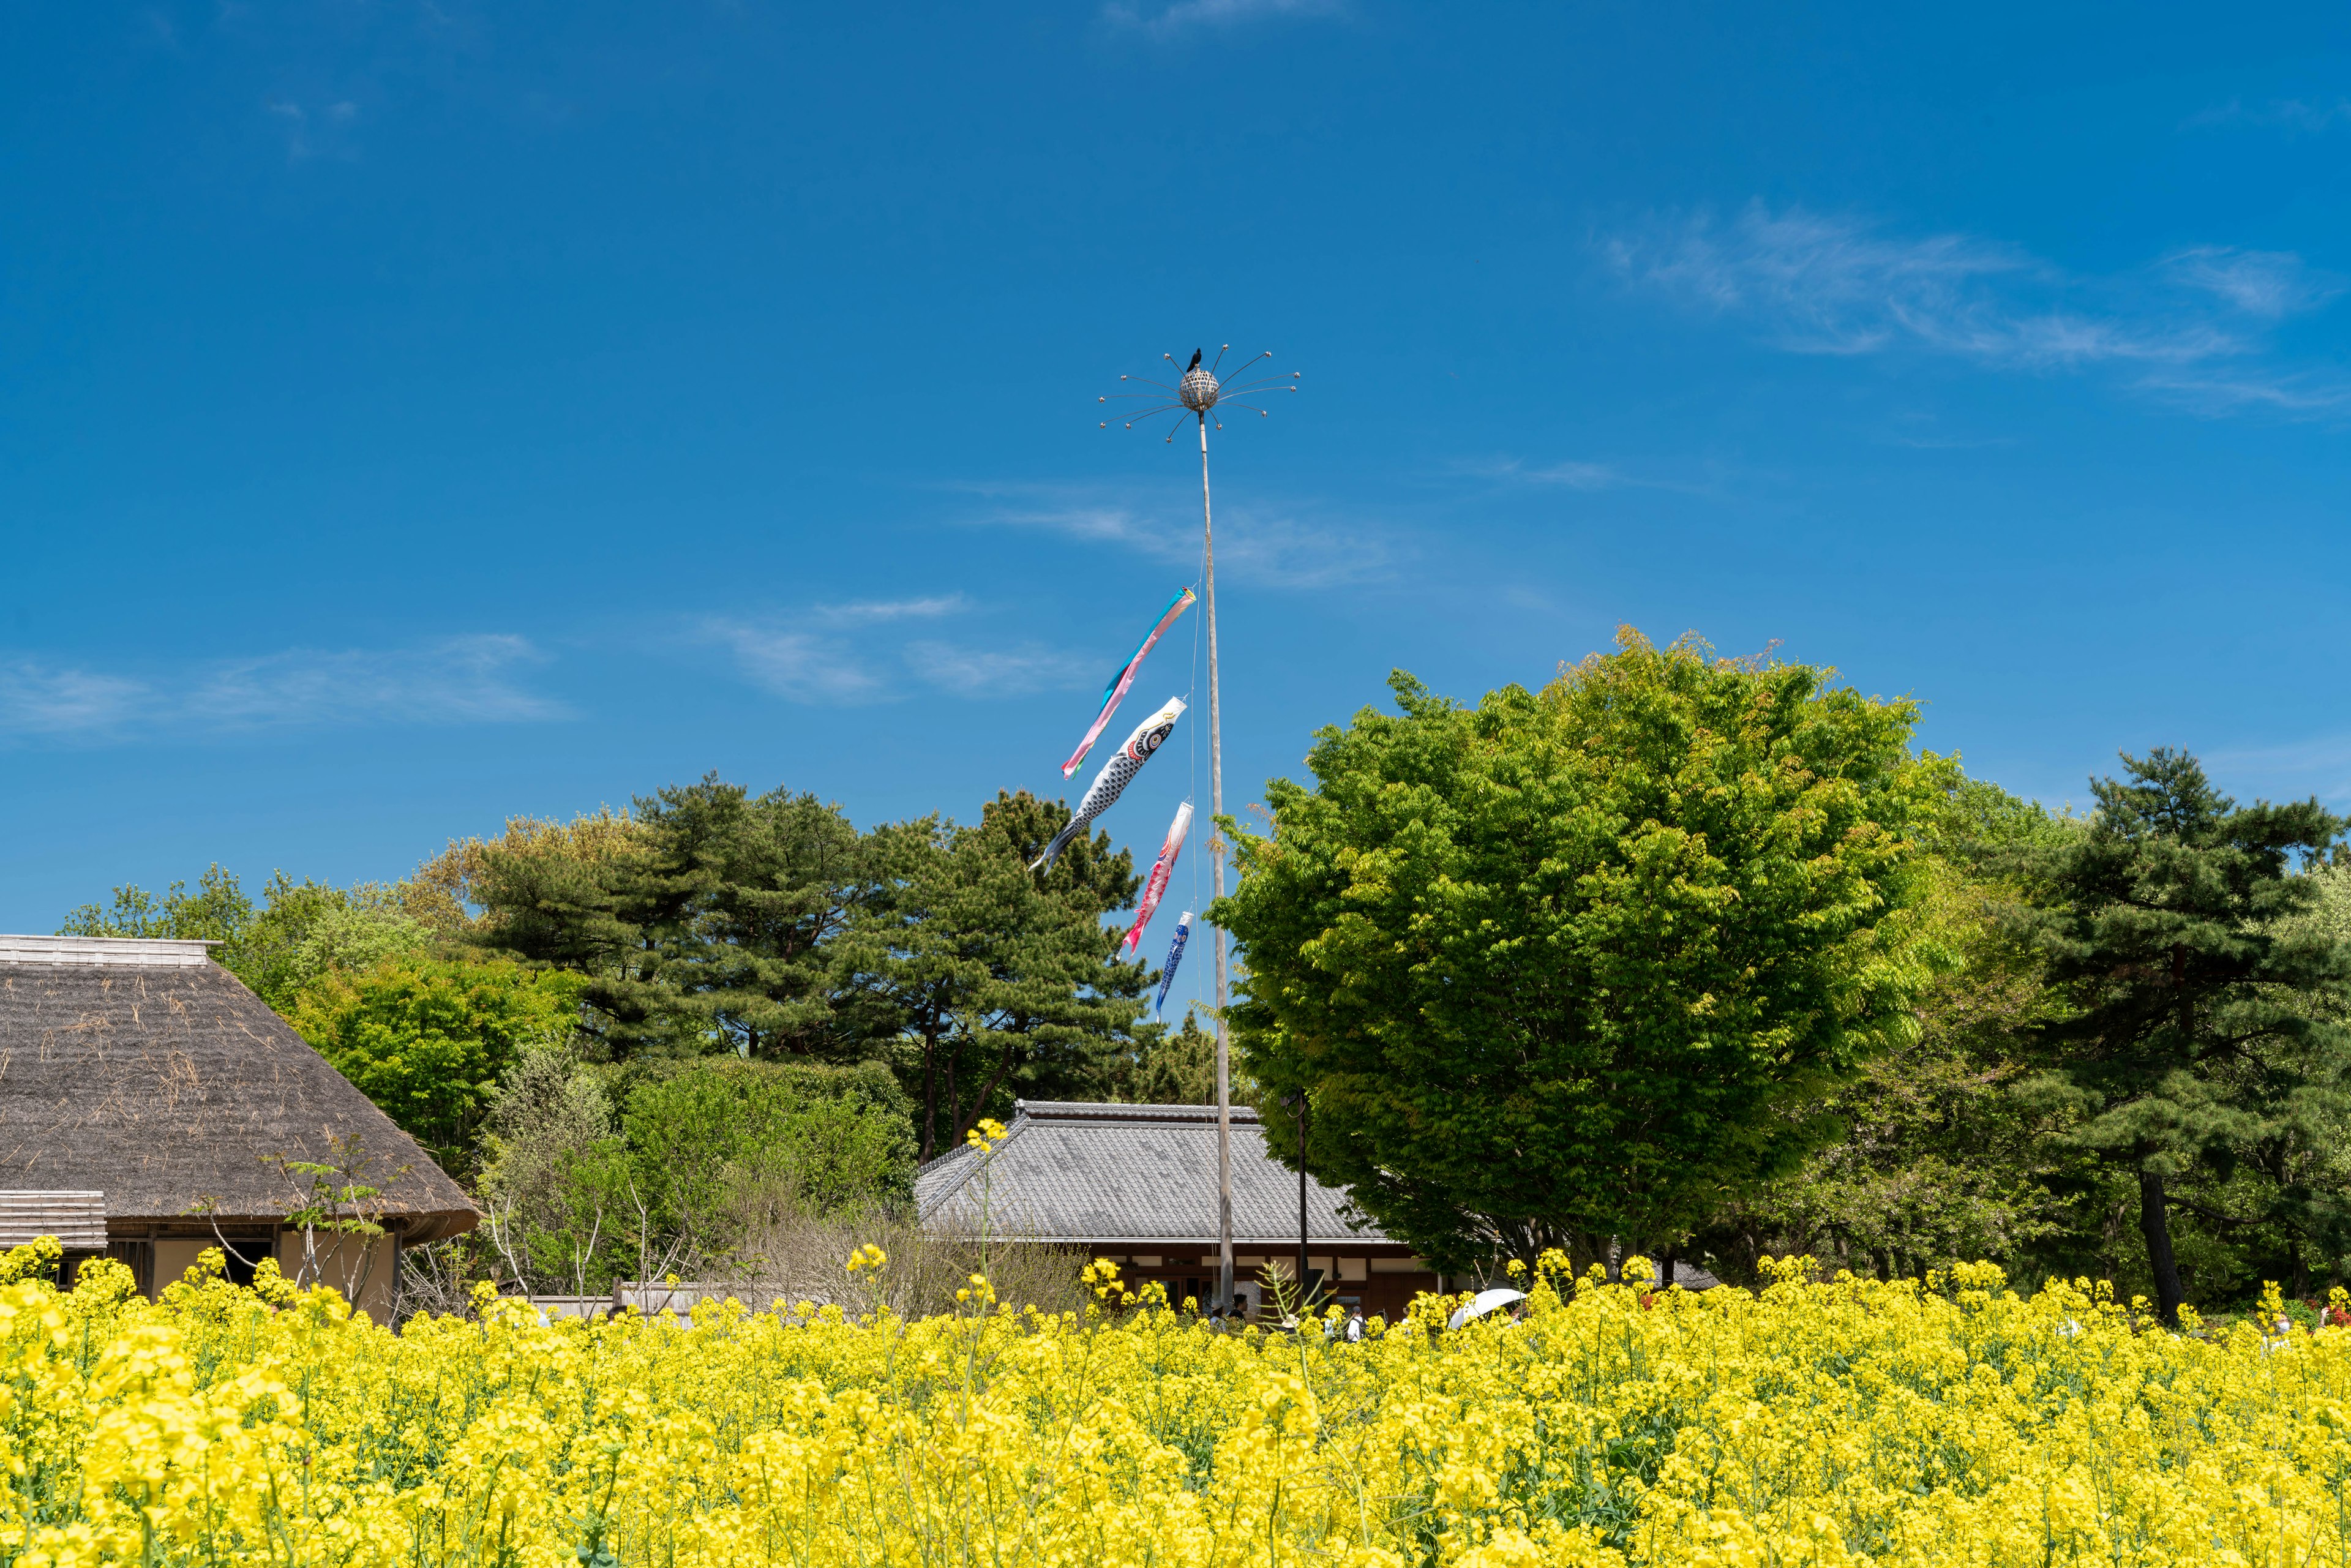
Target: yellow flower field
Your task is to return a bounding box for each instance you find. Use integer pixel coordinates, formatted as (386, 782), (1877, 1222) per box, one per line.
(1, 1242), (2347, 1568)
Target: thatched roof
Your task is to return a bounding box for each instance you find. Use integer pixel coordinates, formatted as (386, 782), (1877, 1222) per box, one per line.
(0, 937), (479, 1243)
(916, 1100), (1386, 1247)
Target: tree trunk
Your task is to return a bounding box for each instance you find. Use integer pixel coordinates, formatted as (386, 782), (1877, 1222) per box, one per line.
(943, 1048), (958, 1152)
(955, 1037), (1020, 1146)
(921, 1029), (939, 1162)
(2139, 1165), (2186, 1327)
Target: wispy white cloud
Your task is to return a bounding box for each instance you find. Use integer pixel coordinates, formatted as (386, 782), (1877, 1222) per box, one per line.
(2161, 246), (2341, 319)
(1464, 458), (1633, 490)
(810, 595), (966, 626)
(2205, 733), (2351, 807)
(2186, 97), (2351, 133)
(703, 598), (972, 704)
(1103, 0), (1342, 39)
(703, 625), (889, 705)
(266, 97), (359, 162)
(1460, 457), (1719, 495)
(1876, 430), (2019, 451)
(703, 601), (1100, 706)
(1517, 460), (1633, 490)
(0, 665), (151, 735)
(902, 641), (1097, 697)
(2136, 366), (2351, 416)
(1605, 206), (2039, 358)
(0, 635), (563, 740)
(1605, 203), (2351, 416)
(967, 487), (1396, 588)
(189, 635), (562, 726)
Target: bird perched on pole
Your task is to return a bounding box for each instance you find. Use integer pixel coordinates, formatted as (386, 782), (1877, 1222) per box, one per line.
(1187, 348), (1202, 370)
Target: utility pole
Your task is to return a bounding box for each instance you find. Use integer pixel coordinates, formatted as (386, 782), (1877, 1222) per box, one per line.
(1291, 1090), (1308, 1312)
(1198, 407), (1235, 1316)
(1101, 345), (1299, 1315)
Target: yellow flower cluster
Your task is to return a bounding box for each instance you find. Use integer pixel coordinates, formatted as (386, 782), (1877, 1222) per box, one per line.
(2, 1244), (2348, 1566)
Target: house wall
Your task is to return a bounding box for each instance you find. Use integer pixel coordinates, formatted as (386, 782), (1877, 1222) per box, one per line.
(275, 1232), (399, 1321)
(137, 1230), (398, 1321)
(1098, 1248), (1443, 1324)
(151, 1236), (273, 1297)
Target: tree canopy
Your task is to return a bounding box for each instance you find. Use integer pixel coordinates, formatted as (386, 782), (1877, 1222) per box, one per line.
(61, 639), (2351, 1312)
(1217, 631), (1940, 1270)
(1998, 748), (2351, 1324)
(287, 955), (587, 1176)
(845, 790), (1151, 1158)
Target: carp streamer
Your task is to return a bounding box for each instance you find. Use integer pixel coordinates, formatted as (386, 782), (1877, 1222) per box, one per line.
(1059, 588), (1196, 778)
(1120, 801), (1193, 958)
(1153, 913), (1192, 1020)
(1032, 696), (1187, 872)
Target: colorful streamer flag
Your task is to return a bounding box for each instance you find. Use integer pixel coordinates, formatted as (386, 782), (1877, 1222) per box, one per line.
(1120, 801), (1193, 958)
(1031, 696), (1187, 872)
(1060, 588), (1196, 778)
(1153, 913), (1192, 1019)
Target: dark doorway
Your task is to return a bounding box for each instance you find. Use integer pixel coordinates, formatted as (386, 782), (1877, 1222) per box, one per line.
(216, 1237), (274, 1288)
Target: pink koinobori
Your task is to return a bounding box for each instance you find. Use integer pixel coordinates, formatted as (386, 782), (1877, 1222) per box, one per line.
(1060, 588), (1196, 778)
(1122, 800), (1193, 957)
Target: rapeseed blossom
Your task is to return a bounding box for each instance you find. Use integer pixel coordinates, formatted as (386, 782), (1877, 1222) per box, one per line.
(0, 1243), (2346, 1566)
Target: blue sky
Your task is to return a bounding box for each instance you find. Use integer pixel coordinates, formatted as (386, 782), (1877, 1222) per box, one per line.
(6, 3), (2351, 1015)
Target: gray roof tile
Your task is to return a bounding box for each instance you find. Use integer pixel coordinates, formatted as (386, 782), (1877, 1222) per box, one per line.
(917, 1100), (1387, 1246)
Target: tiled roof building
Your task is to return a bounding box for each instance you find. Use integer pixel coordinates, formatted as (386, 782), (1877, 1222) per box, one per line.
(917, 1100), (1447, 1319)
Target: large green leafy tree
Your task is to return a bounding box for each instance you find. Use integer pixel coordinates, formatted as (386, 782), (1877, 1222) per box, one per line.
(62, 866), (436, 1011)
(1693, 779), (2080, 1284)
(637, 779), (894, 1057)
(2001, 749), (2351, 1325)
(847, 790), (1151, 1159)
(288, 955), (587, 1176)
(1217, 631), (1938, 1272)
(61, 864), (252, 945)
(565, 1059), (915, 1274)
(445, 811), (660, 1046)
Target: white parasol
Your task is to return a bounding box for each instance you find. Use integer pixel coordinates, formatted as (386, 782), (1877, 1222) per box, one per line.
(1447, 1288), (1528, 1330)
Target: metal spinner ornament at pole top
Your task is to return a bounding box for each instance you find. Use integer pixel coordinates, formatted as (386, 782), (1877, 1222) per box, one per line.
(1099, 345), (1300, 438)
(1097, 342), (1298, 1319)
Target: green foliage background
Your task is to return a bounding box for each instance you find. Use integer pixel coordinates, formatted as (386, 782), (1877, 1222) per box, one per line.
(1215, 632), (1941, 1271)
(59, 626), (2351, 1311)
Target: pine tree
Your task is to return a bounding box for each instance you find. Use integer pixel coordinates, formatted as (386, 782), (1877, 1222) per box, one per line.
(1101, 1010), (1224, 1105)
(469, 778), (888, 1060)
(2004, 749), (2351, 1325)
(847, 790), (1149, 1159)
(639, 779), (891, 1058)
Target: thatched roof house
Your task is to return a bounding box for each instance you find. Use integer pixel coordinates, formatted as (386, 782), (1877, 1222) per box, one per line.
(0, 934), (479, 1314)
(915, 1100), (1447, 1319)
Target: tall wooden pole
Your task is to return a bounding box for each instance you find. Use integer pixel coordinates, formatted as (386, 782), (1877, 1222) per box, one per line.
(1201, 411), (1234, 1316)
(1295, 1093), (1308, 1312)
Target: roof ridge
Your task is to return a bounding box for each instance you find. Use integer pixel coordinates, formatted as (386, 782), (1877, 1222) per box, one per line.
(1013, 1100), (1263, 1125)
(0, 934), (217, 967)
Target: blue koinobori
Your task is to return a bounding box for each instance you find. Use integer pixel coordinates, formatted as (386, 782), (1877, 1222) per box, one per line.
(1154, 913), (1191, 1019)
